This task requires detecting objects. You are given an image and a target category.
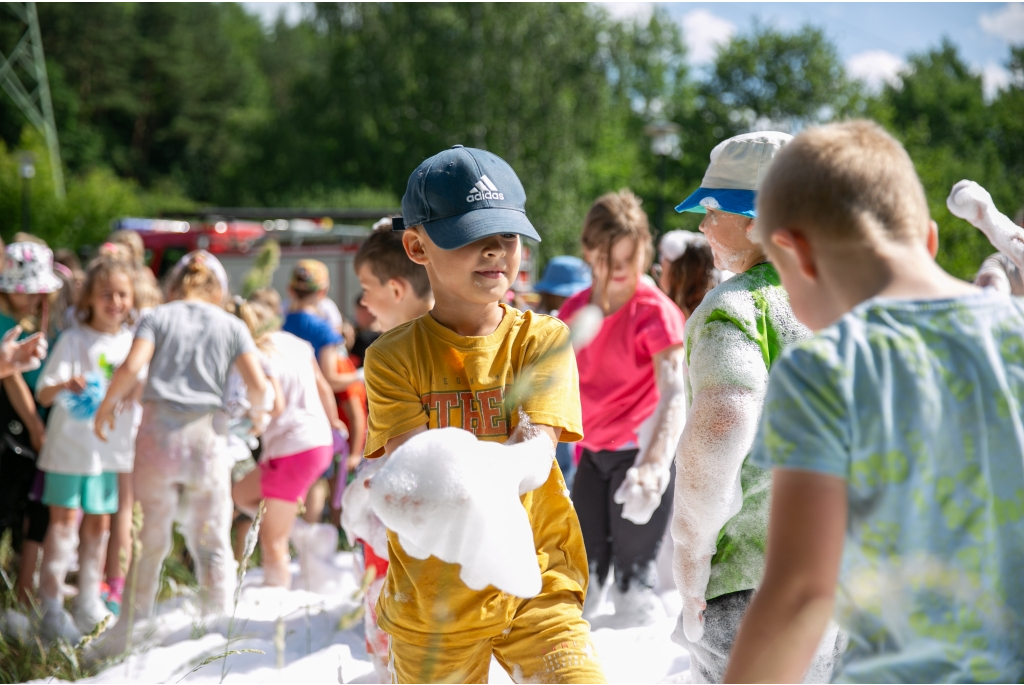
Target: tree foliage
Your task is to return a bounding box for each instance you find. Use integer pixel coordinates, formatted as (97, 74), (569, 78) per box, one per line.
(0, 3), (1018, 277)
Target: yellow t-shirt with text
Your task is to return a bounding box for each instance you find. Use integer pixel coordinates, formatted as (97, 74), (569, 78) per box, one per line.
(363, 304), (587, 646)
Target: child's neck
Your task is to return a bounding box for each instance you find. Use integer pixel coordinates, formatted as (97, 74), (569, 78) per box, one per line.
(822, 241), (977, 315)
(87, 318), (122, 335)
(429, 291), (505, 337)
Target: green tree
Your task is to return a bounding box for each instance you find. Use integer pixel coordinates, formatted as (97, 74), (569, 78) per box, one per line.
(870, 40), (1023, 279)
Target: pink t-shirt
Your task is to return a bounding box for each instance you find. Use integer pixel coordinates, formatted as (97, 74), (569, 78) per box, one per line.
(559, 278), (686, 452)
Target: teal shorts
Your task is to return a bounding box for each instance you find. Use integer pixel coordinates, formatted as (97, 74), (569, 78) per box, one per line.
(42, 472), (119, 515)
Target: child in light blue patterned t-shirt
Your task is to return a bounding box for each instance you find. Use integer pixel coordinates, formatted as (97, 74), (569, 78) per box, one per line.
(725, 120), (1024, 683)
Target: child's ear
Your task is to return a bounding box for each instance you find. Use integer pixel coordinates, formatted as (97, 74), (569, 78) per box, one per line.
(772, 228), (817, 281)
(388, 277), (408, 303)
(926, 220), (939, 258)
(402, 228), (430, 266)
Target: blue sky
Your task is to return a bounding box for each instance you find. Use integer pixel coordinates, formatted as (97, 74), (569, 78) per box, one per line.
(243, 2), (1024, 97)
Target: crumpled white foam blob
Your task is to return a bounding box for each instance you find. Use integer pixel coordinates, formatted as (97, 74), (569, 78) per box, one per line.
(341, 456), (390, 558)
(368, 427), (554, 598)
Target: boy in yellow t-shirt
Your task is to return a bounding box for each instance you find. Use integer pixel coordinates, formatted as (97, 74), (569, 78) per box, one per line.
(363, 145), (605, 684)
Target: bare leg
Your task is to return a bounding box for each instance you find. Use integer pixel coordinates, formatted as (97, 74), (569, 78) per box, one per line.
(260, 498), (298, 588)
(303, 478), (328, 524)
(180, 463), (236, 616)
(73, 514), (111, 632)
(106, 473), (134, 584)
(38, 506), (79, 605)
(16, 540), (42, 608)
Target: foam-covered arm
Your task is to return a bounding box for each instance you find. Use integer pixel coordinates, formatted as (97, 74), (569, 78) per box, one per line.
(614, 345), (688, 524)
(947, 180), (1024, 272)
(671, 322), (767, 643)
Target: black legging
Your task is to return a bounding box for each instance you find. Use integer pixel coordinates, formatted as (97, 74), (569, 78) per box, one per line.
(572, 447), (675, 593)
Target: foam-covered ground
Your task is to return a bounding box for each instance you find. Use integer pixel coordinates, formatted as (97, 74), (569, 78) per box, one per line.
(66, 541), (689, 684)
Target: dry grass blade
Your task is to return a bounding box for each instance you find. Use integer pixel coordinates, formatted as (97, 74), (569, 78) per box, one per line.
(177, 648), (265, 683)
(222, 499), (265, 683)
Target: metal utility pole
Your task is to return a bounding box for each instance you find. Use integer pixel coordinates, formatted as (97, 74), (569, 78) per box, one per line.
(1, 2), (65, 198)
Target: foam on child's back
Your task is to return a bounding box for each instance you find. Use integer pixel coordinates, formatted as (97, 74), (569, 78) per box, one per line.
(368, 427), (554, 598)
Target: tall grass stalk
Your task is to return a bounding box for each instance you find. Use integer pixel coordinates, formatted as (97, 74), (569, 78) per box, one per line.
(221, 499), (264, 683)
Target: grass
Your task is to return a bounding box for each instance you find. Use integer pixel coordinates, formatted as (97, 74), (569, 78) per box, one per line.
(0, 530), (111, 682)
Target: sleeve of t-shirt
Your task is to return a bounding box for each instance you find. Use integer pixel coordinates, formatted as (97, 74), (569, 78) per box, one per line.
(635, 295), (687, 359)
(363, 344), (429, 458)
(749, 340), (850, 479)
(514, 317), (584, 443)
(133, 308), (159, 343)
(313, 319), (343, 358)
(35, 333), (75, 395)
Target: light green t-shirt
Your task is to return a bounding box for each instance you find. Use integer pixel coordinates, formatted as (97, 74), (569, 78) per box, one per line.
(752, 291), (1024, 682)
(684, 262), (809, 599)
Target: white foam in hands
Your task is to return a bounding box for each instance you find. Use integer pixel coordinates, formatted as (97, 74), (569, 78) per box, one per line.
(368, 427), (554, 598)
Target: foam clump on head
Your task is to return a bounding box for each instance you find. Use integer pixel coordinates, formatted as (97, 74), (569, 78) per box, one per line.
(368, 426), (555, 598)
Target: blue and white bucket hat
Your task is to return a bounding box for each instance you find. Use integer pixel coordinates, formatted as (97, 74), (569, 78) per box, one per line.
(676, 131), (793, 218)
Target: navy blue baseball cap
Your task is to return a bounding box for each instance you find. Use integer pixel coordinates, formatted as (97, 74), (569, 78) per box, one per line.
(398, 145), (541, 250)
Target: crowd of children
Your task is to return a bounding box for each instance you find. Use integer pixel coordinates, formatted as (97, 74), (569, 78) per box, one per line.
(0, 117), (1021, 684)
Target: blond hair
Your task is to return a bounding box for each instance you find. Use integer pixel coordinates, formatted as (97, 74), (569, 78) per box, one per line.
(581, 189), (654, 272)
(230, 295), (279, 353)
(756, 120), (930, 246)
(168, 257), (223, 304)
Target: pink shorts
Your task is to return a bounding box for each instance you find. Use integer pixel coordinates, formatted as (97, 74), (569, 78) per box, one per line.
(259, 445), (334, 503)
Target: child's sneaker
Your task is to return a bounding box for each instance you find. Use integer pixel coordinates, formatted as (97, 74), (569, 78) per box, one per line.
(0, 608), (31, 644)
(103, 577), (124, 616)
(39, 599), (82, 646)
(72, 594), (113, 634)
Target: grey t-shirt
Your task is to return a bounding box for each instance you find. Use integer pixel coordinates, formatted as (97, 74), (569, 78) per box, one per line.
(136, 300), (257, 413)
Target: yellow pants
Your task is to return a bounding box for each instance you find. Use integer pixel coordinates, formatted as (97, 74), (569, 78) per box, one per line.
(387, 590), (606, 684)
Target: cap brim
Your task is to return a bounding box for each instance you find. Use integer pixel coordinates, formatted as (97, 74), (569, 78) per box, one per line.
(675, 188), (756, 218)
(422, 207), (541, 250)
(533, 280), (590, 297)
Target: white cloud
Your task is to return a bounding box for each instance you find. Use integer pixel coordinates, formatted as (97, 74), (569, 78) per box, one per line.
(846, 50), (907, 91)
(982, 61), (1013, 100)
(599, 2), (655, 25)
(681, 9), (737, 64)
(979, 3), (1024, 43)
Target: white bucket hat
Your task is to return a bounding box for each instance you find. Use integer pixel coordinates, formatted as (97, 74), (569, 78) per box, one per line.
(0, 242), (63, 294)
(676, 131), (793, 218)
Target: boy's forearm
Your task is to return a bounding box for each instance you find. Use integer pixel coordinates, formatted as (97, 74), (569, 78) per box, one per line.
(724, 587), (835, 682)
(725, 469), (847, 682)
(672, 385), (762, 580)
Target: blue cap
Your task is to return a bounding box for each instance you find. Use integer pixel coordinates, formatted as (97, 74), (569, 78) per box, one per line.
(533, 256), (591, 297)
(399, 145), (541, 250)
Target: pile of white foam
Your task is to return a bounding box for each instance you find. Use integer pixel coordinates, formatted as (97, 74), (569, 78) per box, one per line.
(368, 426), (554, 598)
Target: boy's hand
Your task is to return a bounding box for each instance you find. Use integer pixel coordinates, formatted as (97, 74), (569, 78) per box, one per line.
(613, 462), (670, 524)
(946, 179), (994, 226)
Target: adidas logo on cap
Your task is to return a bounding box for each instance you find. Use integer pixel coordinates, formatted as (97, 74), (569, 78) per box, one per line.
(466, 175), (505, 203)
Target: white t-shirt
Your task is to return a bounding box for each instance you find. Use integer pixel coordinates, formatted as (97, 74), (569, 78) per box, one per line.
(36, 325), (140, 474)
(260, 331), (333, 460)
